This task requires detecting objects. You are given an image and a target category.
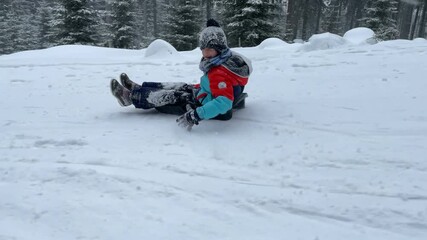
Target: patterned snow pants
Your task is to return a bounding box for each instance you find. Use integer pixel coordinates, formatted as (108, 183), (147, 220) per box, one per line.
(130, 82), (194, 115)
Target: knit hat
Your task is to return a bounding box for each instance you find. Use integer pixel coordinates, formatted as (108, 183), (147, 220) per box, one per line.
(199, 19), (228, 53)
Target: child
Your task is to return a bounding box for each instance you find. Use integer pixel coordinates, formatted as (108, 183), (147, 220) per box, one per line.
(111, 19), (252, 130)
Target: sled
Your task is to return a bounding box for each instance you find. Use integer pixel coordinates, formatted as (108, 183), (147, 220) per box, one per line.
(233, 92), (248, 110)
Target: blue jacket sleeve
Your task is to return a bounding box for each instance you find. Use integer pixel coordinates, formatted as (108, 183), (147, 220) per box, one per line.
(196, 96), (233, 120)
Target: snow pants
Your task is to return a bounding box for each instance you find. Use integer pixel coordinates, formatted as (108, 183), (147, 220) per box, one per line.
(130, 82), (194, 115)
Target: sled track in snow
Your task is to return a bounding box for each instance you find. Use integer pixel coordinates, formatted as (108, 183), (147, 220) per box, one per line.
(235, 116), (358, 137)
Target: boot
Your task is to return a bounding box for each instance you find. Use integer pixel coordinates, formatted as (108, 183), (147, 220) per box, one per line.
(110, 79), (132, 106)
(120, 73), (140, 91)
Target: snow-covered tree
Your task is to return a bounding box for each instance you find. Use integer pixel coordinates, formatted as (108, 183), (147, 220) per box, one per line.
(200, 0), (223, 20)
(133, 0), (159, 48)
(162, 0), (201, 51)
(90, 0), (114, 47)
(0, 0), (14, 54)
(344, 0), (368, 31)
(420, 0), (427, 38)
(0, 0), (41, 53)
(361, 0), (400, 40)
(38, 1), (66, 48)
(61, 0), (97, 45)
(1, 0), (425, 55)
(111, 0), (136, 49)
(285, 0), (325, 41)
(9, 0), (37, 51)
(322, 0), (343, 34)
(222, 0), (281, 47)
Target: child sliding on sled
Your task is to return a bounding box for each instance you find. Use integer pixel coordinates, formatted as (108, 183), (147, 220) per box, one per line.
(110, 19), (252, 130)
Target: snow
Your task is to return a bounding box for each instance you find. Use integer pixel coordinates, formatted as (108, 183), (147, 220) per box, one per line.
(298, 32), (349, 51)
(1, 29), (427, 240)
(343, 27), (376, 45)
(413, 37), (427, 43)
(257, 37), (289, 49)
(145, 39), (179, 58)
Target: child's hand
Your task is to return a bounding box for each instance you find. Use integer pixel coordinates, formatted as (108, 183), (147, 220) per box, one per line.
(176, 105), (201, 131)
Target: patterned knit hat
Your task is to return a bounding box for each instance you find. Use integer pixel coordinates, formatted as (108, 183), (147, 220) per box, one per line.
(199, 19), (228, 53)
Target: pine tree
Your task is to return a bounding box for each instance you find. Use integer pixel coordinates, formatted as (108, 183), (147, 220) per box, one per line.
(12, 0), (39, 51)
(90, 0), (113, 47)
(201, 0), (222, 21)
(111, 0), (136, 49)
(420, 0), (427, 38)
(285, 0), (303, 41)
(362, 0), (400, 41)
(38, 0), (66, 48)
(344, 0), (367, 31)
(322, 0), (342, 34)
(0, 0), (13, 54)
(133, 0), (147, 47)
(39, 4), (52, 48)
(0, 0), (42, 53)
(162, 0), (201, 51)
(274, 0), (287, 39)
(300, 0), (324, 40)
(134, 0), (160, 48)
(61, 0), (97, 45)
(222, 0), (281, 47)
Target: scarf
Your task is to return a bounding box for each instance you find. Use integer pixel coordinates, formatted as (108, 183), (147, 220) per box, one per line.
(199, 48), (232, 74)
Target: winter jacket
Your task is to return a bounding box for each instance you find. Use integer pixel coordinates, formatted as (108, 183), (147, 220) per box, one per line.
(195, 52), (252, 120)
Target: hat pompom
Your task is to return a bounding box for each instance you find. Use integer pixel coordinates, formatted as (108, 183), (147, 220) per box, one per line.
(207, 19), (220, 27)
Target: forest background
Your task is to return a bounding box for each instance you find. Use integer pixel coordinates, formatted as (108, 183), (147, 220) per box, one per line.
(0, 0), (426, 55)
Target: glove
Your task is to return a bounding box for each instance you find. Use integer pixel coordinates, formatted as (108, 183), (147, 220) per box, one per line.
(176, 85), (197, 106)
(176, 104), (201, 131)
(178, 83), (195, 93)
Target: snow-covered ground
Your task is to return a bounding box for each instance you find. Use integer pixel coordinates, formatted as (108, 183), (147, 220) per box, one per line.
(1, 30), (427, 240)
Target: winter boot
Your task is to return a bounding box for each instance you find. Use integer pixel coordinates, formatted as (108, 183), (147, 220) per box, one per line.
(120, 73), (140, 91)
(110, 79), (132, 106)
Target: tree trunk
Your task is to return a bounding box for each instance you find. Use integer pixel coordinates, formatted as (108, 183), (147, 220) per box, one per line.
(315, 0), (323, 33)
(152, 0), (157, 38)
(337, 0), (344, 34)
(144, 0), (148, 37)
(206, 0), (212, 20)
(355, 1), (363, 27)
(418, 0), (427, 37)
(286, 0), (301, 41)
(398, 2), (413, 39)
(301, 0), (310, 40)
(346, 0), (355, 30)
(410, 6), (420, 39)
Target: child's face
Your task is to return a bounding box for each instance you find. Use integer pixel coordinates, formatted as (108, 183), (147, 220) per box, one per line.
(202, 48), (218, 60)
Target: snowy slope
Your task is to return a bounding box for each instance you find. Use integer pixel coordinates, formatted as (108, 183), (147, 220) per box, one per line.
(1, 31), (427, 240)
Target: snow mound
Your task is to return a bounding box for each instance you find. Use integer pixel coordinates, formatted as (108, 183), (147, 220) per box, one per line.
(413, 37), (427, 43)
(145, 39), (178, 58)
(344, 27), (376, 45)
(258, 38), (289, 49)
(299, 32), (348, 52)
